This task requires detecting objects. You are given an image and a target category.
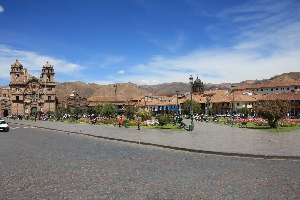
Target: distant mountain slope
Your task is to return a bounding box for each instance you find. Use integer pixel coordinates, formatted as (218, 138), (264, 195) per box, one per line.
(265, 72), (300, 83)
(138, 82), (190, 94)
(91, 82), (150, 100)
(56, 81), (101, 101)
(56, 82), (150, 101)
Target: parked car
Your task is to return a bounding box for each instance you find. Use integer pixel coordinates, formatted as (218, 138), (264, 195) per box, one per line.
(0, 120), (9, 132)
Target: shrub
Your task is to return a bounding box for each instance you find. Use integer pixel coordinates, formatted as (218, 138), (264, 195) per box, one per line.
(157, 115), (171, 126)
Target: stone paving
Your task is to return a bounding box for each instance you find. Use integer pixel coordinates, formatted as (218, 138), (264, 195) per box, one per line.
(9, 118), (300, 159)
(1, 125), (299, 199)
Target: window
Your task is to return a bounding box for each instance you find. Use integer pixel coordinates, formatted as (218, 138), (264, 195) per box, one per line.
(261, 89), (263, 91)
(287, 87), (289, 90)
(271, 88), (273, 91)
(48, 96), (51, 101)
(237, 103), (240, 106)
(276, 88), (278, 90)
(16, 96), (19, 100)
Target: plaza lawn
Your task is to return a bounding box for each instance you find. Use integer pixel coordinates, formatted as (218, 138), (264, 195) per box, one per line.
(245, 122), (300, 132)
(131, 123), (186, 131)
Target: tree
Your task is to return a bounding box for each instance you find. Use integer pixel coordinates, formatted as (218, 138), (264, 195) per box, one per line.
(100, 103), (116, 118)
(124, 105), (135, 119)
(182, 100), (201, 115)
(74, 107), (83, 116)
(87, 106), (95, 116)
(135, 108), (152, 121)
(55, 107), (64, 118)
(253, 100), (290, 128)
(94, 103), (103, 116)
(237, 107), (251, 118)
(211, 103), (222, 116)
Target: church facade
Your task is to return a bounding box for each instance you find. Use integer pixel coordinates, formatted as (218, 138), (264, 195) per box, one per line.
(7, 60), (56, 116)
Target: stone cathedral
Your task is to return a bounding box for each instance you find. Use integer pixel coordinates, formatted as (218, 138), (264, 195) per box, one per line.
(9, 60), (56, 116)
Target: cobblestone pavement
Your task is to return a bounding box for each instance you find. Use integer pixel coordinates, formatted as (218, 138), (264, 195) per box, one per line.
(0, 124), (299, 199)
(9, 119), (300, 159)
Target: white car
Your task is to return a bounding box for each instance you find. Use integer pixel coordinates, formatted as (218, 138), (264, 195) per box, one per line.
(0, 120), (9, 132)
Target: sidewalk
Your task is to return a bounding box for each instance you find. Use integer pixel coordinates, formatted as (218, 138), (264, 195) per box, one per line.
(10, 119), (300, 160)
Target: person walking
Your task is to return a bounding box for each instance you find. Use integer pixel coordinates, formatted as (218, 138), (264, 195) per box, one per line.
(119, 117), (124, 127)
(137, 115), (142, 130)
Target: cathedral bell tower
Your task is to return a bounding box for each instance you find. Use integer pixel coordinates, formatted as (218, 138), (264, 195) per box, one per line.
(9, 60), (26, 115)
(10, 59), (26, 84)
(39, 62), (56, 113)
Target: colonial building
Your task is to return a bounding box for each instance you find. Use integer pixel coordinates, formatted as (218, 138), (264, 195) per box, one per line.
(60, 91), (89, 114)
(0, 87), (11, 117)
(8, 60), (56, 116)
(234, 81), (300, 94)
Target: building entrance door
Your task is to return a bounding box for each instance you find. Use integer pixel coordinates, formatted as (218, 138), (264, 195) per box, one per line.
(3, 109), (9, 117)
(31, 107), (37, 115)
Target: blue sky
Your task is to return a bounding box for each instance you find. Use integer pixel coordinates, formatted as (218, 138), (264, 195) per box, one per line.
(0, 0), (300, 86)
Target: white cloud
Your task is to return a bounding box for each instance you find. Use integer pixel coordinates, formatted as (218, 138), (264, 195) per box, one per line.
(118, 70), (125, 74)
(0, 6), (4, 13)
(0, 45), (84, 83)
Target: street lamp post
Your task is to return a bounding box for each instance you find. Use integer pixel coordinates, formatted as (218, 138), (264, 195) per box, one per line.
(176, 91), (179, 124)
(144, 96), (148, 109)
(189, 75), (194, 130)
(70, 91), (76, 123)
(206, 94), (212, 117)
(114, 84), (117, 117)
(231, 84), (235, 127)
(48, 96), (50, 114)
(176, 91), (179, 116)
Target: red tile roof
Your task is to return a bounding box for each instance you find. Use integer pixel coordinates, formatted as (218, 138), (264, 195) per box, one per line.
(259, 92), (300, 101)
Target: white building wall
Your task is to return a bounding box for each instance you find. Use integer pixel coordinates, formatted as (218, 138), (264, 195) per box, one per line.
(249, 86), (296, 94)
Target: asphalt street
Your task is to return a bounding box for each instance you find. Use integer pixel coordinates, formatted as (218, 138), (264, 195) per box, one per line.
(0, 123), (299, 199)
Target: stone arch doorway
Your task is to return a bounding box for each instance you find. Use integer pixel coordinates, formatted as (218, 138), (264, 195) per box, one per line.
(31, 107), (37, 115)
(2, 109), (9, 117)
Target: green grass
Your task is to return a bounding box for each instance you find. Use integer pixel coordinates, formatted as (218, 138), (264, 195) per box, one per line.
(136, 123), (185, 131)
(220, 121), (300, 132)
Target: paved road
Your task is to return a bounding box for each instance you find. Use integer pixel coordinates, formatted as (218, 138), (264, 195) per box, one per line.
(1, 124), (299, 199)
(8, 119), (300, 159)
